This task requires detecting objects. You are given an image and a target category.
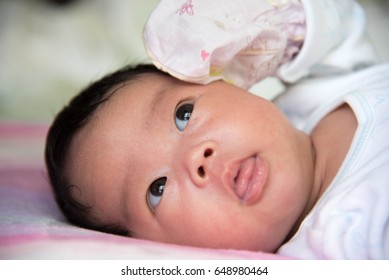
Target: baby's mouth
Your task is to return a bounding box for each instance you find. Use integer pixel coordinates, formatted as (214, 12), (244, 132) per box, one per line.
(233, 156), (267, 205)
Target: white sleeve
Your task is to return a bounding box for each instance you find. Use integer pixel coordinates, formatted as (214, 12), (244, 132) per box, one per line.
(143, 0), (306, 89)
(143, 0), (378, 88)
(277, 0), (378, 83)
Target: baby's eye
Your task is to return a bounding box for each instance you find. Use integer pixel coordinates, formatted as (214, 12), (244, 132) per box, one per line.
(147, 177), (166, 212)
(175, 102), (194, 131)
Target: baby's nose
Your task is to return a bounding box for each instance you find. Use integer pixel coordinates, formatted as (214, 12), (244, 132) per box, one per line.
(185, 141), (217, 188)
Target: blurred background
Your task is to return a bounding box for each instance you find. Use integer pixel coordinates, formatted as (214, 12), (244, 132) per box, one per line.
(0, 0), (388, 123)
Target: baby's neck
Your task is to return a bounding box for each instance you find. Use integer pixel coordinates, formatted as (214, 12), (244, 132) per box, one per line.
(285, 103), (357, 243)
(311, 103), (357, 200)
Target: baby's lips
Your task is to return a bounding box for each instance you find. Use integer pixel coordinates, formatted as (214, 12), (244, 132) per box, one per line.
(234, 157), (256, 199)
(234, 156), (267, 205)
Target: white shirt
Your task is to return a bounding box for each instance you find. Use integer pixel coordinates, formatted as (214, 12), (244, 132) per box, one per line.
(276, 63), (389, 259)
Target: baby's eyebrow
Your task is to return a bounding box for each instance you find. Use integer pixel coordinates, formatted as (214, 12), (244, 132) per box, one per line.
(146, 86), (175, 127)
(120, 175), (131, 225)
(150, 89), (167, 112)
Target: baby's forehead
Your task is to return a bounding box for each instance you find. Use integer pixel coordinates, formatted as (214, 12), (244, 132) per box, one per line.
(66, 119), (130, 210)
(65, 75), (167, 185)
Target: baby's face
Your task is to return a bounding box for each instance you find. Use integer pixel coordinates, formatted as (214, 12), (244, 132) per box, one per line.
(68, 73), (314, 252)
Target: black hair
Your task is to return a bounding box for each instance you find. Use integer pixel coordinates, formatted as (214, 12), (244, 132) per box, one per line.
(45, 64), (168, 236)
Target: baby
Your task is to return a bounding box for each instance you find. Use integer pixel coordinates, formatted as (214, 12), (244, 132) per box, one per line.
(46, 63), (320, 253)
(45, 62), (389, 259)
(45, 0), (389, 259)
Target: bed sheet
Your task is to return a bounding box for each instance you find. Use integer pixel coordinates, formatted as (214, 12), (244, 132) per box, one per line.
(0, 122), (288, 259)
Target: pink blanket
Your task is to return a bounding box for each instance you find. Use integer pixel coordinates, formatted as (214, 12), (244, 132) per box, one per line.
(0, 122), (287, 259)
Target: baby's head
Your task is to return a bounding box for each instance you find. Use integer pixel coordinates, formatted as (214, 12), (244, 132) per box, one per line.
(45, 64), (166, 236)
(45, 64), (314, 252)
